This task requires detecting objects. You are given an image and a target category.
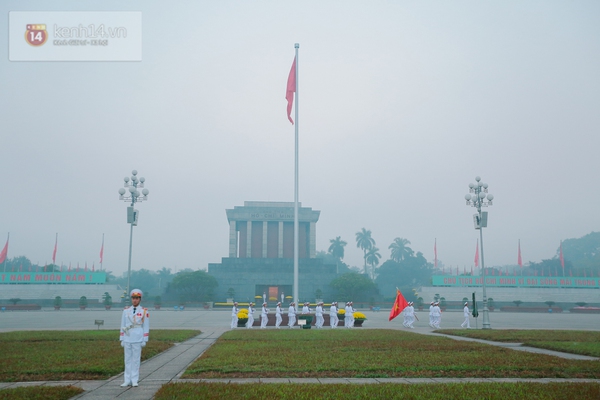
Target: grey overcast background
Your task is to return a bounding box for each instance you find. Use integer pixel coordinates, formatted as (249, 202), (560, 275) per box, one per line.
(1, 1), (599, 278)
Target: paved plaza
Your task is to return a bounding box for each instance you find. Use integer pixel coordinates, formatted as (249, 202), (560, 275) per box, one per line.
(0, 308), (598, 399)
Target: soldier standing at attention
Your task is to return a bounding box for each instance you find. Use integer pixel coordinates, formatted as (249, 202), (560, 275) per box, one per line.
(120, 289), (149, 388)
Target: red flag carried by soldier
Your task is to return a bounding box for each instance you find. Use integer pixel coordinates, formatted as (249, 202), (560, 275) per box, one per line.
(389, 288), (409, 321)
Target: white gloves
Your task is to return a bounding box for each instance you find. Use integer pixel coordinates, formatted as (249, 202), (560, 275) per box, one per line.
(120, 341), (125, 347)
(141, 341), (146, 347)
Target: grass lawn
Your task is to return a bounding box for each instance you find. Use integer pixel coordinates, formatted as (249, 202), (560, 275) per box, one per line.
(155, 382), (600, 400)
(184, 329), (600, 379)
(0, 330), (200, 382)
(436, 329), (600, 357)
(0, 386), (83, 400)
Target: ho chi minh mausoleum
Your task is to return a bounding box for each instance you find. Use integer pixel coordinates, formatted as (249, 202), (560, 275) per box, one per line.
(208, 201), (337, 304)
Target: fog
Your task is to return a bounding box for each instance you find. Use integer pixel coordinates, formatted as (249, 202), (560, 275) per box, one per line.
(1, 1), (599, 276)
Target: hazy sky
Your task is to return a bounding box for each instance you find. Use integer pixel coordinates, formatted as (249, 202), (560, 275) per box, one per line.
(1, 1), (599, 277)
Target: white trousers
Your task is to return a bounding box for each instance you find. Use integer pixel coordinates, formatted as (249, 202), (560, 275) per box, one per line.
(275, 314), (282, 327)
(247, 315), (254, 328)
(261, 315), (268, 328)
(330, 314), (338, 328)
(461, 315), (470, 328)
(231, 315), (238, 329)
(346, 315), (354, 328)
(288, 315), (296, 327)
(123, 342), (142, 385)
(316, 315), (324, 328)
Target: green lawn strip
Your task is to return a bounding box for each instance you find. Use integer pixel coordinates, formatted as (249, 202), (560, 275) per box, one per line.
(436, 329), (600, 357)
(0, 330), (200, 382)
(183, 330), (600, 379)
(155, 382), (600, 400)
(0, 385), (83, 400)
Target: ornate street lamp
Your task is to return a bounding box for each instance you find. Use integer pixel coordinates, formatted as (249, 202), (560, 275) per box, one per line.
(118, 170), (149, 306)
(465, 176), (494, 329)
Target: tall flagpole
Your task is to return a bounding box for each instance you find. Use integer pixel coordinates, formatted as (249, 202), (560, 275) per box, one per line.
(293, 43), (299, 311)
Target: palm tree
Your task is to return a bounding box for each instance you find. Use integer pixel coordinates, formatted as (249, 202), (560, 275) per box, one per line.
(328, 236), (347, 261)
(365, 246), (381, 280)
(389, 237), (414, 262)
(356, 228), (376, 274)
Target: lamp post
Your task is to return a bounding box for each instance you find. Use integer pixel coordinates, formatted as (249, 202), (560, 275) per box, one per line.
(465, 176), (493, 329)
(118, 170), (149, 306)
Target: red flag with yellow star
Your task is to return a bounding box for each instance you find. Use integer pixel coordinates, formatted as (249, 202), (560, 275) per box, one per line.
(389, 288), (409, 321)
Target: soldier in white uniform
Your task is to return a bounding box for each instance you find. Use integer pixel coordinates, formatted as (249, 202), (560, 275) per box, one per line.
(406, 302), (415, 328)
(260, 302), (269, 329)
(429, 302), (434, 327)
(344, 302), (354, 328)
(247, 302), (255, 328)
(461, 302), (471, 328)
(275, 302), (283, 328)
(119, 289), (149, 388)
(288, 302), (296, 328)
(302, 302), (311, 314)
(432, 302), (441, 328)
(329, 302), (338, 328)
(403, 303), (410, 327)
(315, 302), (324, 328)
(230, 302), (239, 329)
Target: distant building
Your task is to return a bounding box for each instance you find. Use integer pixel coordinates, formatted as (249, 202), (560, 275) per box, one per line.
(208, 201), (337, 303)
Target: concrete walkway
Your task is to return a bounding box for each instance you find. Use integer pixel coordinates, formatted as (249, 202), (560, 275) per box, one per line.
(0, 310), (599, 399)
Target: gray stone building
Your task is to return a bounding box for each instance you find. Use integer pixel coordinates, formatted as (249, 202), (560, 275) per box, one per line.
(208, 201), (337, 304)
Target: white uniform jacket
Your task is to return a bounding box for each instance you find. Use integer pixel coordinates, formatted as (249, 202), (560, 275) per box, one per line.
(120, 306), (150, 343)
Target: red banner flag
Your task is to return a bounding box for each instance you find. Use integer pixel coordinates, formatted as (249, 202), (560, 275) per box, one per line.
(99, 243), (104, 264)
(286, 57), (296, 124)
(389, 288), (409, 321)
(474, 239), (479, 268)
(52, 234), (58, 264)
(518, 239), (523, 268)
(0, 237), (8, 264)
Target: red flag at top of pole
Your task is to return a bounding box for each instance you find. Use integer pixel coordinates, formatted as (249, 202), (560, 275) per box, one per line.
(0, 236), (8, 265)
(434, 239), (438, 269)
(52, 234), (58, 264)
(286, 57), (296, 124)
(559, 241), (564, 268)
(389, 288), (409, 321)
(518, 239), (523, 268)
(474, 239), (479, 268)
(99, 244), (104, 264)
